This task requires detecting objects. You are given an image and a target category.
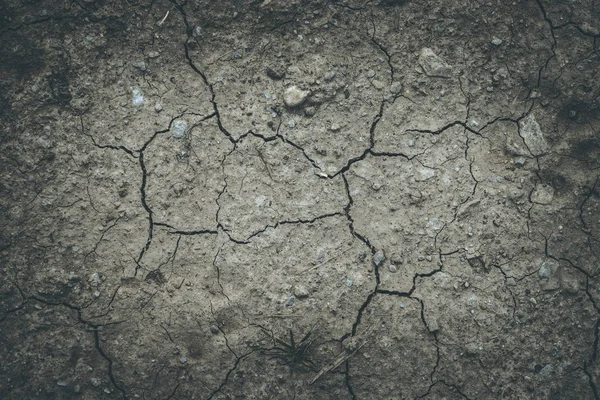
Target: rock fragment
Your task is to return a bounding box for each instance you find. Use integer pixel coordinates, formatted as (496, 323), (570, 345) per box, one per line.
(519, 113), (549, 156)
(131, 87), (144, 106)
(390, 82), (403, 94)
(89, 272), (102, 287)
(171, 119), (189, 139)
(539, 260), (560, 290)
(294, 285), (309, 298)
(531, 184), (554, 205)
(415, 167), (436, 181)
(418, 48), (452, 78)
(285, 296), (295, 306)
(266, 67), (284, 80)
(372, 250), (386, 267)
(283, 86), (309, 108)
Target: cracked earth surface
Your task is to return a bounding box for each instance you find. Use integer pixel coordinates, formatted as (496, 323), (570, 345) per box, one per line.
(1, 0), (600, 399)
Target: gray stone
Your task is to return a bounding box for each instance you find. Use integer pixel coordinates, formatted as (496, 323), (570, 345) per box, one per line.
(531, 184), (554, 205)
(171, 119), (189, 139)
(514, 157), (526, 168)
(132, 60), (146, 71)
(154, 102), (163, 113)
(294, 285), (309, 298)
(539, 260), (560, 291)
(491, 38), (503, 46)
(418, 48), (452, 78)
(372, 250), (386, 267)
(266, 67), (284, 80)
(519, 113), (549, 156)
(317, 248), (326, 263)
(304, 107), (317, 117)
(89, 272), (102, 287)
(179, 356), (188, 364)
(390, 82), (403, 94)
(285, 296), (295, 306)
(210, 325), (220, 334)
(345, 279), (353, 288)
(324, 71), (336, 81)
(283, 86), (309, 107)
(427, 318), (440, 333)
(539, 260), (559, 280)
(539, 364), (554, 379)
(371, 80), (384, 90)
(415, 167), (436, 181)
(466, 294), (478, 309)
(68, 272), (80, 281)
(132, 87), (144, 106)
(388, 264), (397, 273)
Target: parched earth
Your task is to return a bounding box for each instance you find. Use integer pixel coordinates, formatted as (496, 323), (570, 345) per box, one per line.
(1, 0), (599, 399)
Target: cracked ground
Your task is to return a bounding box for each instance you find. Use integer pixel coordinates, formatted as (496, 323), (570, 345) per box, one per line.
(1, 0), (600, 398)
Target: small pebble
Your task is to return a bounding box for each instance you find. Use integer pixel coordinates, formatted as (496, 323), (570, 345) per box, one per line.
(388, 264), (397, 273)
(179, 356), (188, 364)
(283, 86), (309, 108)
(294, 285), (309, 298)
(266, 67), (284, 80)
(288, 119), (295, 128)
(285, 296), (295, 306)
(514, 157), (526, 168)
(367, 70), (375, 78)
(154, 102), (163, 112)
(330, 123), (341, 131)
(89, 272), (102, 287)
(324, 71), (336, 81)
(372, 250), (386, 267)
(491, 38), (503, 46)
(304, 106), (317, 117)
(132, 60), (146, 71)
(210, 325), (220, 334)
(371, 80), (384, 90)
(390, 82), (403, 94)
(171, 119), (190, 139)
(68, 273), (80, 281)
(132, 87), (144, 106)
(345, 279), (353, 288)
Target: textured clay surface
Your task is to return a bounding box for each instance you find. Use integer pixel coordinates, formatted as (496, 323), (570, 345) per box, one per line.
(1, 0), (599, 399)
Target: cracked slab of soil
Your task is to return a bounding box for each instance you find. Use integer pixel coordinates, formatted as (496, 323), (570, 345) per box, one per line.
(1, 0), (599, 399)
